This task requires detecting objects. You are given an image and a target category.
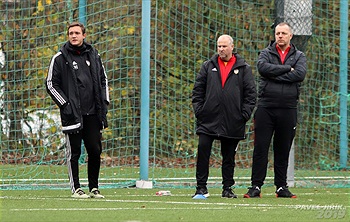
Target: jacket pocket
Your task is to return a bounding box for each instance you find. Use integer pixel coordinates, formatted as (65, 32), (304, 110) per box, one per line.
(60, 102), (76, 125)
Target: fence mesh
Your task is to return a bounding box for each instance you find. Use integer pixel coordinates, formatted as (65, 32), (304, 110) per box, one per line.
(0, 0), (349, 189)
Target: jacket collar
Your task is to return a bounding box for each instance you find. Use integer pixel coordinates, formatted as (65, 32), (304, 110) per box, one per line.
(210, 53), (246, 68)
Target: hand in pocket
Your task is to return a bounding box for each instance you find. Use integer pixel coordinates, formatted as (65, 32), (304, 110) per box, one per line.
(62, 103), (73, 116)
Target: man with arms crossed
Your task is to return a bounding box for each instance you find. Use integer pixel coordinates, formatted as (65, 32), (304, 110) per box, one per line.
(244, 22), (307, 198)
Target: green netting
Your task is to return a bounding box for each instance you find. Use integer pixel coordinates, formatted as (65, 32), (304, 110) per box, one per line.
(0, 0), (348, 190)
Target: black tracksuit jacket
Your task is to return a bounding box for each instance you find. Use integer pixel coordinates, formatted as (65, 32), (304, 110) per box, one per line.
(46, 42), (109, 133)
(256, 41), (307, 108)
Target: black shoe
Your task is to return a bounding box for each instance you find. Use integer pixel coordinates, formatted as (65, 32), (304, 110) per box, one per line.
(243, 185), (261, 198)
(222, 188), (237, 198)
(276, 186), (297, 198)
(192, 186), (209, 198)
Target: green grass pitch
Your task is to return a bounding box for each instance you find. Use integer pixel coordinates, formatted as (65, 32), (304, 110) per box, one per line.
(1, 187), (349, 222)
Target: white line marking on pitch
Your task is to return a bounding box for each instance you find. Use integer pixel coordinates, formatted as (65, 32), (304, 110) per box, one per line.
(5, 197), (349, 212)
(9, 207), (286, 211)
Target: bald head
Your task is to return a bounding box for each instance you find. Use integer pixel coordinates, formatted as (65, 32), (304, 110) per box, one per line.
(218, 35), (234, 45)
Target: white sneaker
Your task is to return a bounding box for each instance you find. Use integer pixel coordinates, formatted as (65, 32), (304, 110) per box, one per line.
(71, 188), (90, 198)
(89, 188), (105, 198)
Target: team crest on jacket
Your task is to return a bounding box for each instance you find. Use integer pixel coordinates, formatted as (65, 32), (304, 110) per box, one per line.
(234, 69), (239, 74)
(72, 61), (78, 70)
(86, 60), (90, 66)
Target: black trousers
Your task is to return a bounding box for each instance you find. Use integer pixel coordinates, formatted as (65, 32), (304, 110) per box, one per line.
(65, 115), (102, 193)
(196, 133), (239, 188)
(251, 107), (297, 188)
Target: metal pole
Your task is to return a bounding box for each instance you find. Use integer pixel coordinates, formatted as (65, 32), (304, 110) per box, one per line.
(339, 0), (348, 168)
(78, 0), (86, 25)
(78, 0), (87, 163)
(139, 0), (151, 184)
(287, 141), (295, 187)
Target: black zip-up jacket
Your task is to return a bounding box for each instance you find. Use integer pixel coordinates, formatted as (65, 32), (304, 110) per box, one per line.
(192, 53), (257, 139)
(46, 41), (109, 133)
(257, 41), (307, 108)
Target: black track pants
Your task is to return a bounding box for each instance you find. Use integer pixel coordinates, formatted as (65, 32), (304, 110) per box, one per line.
(196, 134), (239, 188)
(251, 107), (297, 188)
(65, 115), (102, 193)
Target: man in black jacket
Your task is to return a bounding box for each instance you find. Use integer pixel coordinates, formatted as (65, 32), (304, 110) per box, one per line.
(244, 22), (307, 198)
(192, 34), (256, 198)
(46, 22), (109, 198)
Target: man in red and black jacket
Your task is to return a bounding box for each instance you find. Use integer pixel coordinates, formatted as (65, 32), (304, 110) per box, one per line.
(192, 34), (257, 198)
(244, 22), (307, 198)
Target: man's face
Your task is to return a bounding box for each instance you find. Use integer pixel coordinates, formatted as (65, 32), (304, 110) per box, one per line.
(275, 24), (293, 49)
(217, 36), (233, 61)
(68, 26), (86, 47)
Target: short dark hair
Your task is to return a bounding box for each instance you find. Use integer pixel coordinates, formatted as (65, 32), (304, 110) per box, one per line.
(67, 22), (86, 35)
(276, 22), (293, 33)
